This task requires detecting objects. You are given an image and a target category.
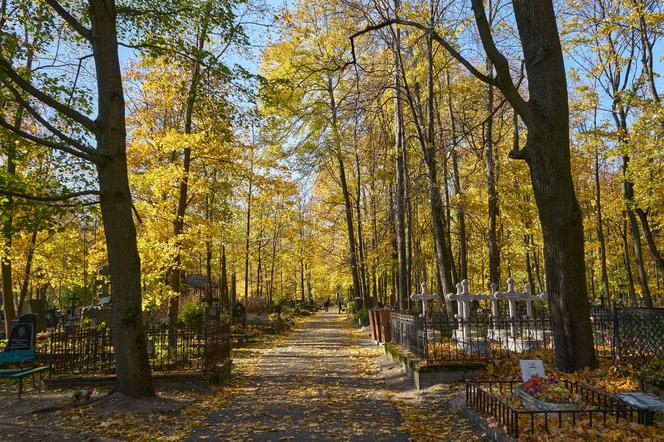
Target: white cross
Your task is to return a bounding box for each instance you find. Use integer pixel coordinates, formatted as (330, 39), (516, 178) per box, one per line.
(410, 282), (440, 318)
(493, 277), (531, 335)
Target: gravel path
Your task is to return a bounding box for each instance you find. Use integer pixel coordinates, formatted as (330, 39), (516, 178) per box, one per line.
(188, 311), (409, 441)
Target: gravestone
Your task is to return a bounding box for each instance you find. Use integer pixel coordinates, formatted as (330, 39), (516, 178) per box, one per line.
(45, 309), (59, 328)
(5, 315), (37, 351)
(520, 359), (545, 382)
(232, 302), (246, 327)
(24, 299), (47, 332)
(205, 305), (220, 328)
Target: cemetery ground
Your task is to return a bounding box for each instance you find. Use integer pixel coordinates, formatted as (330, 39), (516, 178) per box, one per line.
(1, 310), (663, 441)
(0, 311), (480, 441)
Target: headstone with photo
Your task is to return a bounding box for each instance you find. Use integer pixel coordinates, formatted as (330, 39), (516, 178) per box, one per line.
(520, 359), (545, 382)
(5, 317), (36, 351)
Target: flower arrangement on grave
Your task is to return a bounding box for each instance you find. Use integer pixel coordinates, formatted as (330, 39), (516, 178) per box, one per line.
(522, 375), (577, 404)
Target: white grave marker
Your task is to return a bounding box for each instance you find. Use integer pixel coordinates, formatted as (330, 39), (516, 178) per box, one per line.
(520, 359), (545, 382)
(410, 282), (439, 318)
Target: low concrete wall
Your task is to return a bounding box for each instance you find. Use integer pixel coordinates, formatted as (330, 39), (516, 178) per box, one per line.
(383, 343), (486, 389)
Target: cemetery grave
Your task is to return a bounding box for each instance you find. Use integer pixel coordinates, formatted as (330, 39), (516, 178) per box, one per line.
(466, 357), (664, 440)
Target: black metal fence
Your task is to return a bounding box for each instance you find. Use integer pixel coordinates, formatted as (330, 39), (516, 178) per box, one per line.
(389, 312), (427, 358)
(466, 380), (645, 438)
(613, 307), (664, 367)
(389, 306), (618, 363)
(46, 324), (231, 376)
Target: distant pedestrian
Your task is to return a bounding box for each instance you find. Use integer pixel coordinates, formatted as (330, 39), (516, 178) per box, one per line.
(324, 298), (330, 311)
(338, 299), (343, 314)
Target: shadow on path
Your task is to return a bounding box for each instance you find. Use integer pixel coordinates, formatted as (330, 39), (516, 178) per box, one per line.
(188, 312), (408, 441)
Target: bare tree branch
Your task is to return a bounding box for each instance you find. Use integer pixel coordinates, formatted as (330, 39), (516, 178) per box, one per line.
(469, 0), (530, 123)
(43, 0), (91, 40)
(0, 58), (97, 132)
(350, 18), (494, 85)
(0, 188), (99, 202)
(3, 82), (100, 160)
(0, 115), (100, 163)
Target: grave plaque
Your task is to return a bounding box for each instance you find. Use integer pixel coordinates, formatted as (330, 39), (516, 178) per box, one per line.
(5, 322), (34, 351)
(520, 359), (545, 382)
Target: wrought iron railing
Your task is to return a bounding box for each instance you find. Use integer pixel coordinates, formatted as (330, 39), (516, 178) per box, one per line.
(612, 307), (664, 366)
(466, 380), (645, 438)
(46, 324), (231, 376)
(389, 307), (615, 363)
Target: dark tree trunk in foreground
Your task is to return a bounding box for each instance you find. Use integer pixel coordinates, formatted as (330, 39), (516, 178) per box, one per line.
(90, 0), (154, 397)
(0, 0), (155, 396)
(471, 0), (597, 370)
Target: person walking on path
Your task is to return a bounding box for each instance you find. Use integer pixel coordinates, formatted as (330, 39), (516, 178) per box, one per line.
(324, 298), (330, 311)
(337, 298), (343, 314)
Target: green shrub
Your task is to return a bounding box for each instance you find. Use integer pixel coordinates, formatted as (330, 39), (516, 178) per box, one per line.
(355, 307), (369, 322)
(179, 302), (204, 329)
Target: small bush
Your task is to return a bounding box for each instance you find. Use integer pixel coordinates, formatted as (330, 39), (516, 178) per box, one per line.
(355, 307), (369, 322)
(179, 302), (204, 329)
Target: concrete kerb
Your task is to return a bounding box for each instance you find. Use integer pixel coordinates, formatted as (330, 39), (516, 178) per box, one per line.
(382, 342), (486, 389)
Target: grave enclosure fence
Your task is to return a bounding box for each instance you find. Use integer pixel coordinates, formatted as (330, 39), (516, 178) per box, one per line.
(466, 380), (646, 439)
(612, 307), (664, 367)
(44, 324), (231, 376)
(389, 307), (616, 364)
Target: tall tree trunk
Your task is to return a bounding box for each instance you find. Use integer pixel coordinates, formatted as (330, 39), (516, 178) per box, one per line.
(90, 0), (154, 396)
(620, 219), (637, 306)
(485, 57), (501, 290)
(220, 245), (228, 311)
(446, 72), (468, 282)
(524, 235), (535, 294)
(472, 0), (597, 370)
(635, 208), (664, 278)
(2, 138), (16, 335)
(230, 271), (237, 309)
(1, 48), (32, 334)
(354, 151), (368, 306)
(621, 152), (652, 307)
(392, 21), (408, 311)
(244, 149), (254, 302)
(328, 79), (362, 311)
(403, 145), (413, 304)
(398, 30), (455, 302)
(441, 145), (457, 287)
(594, 147), (610, 305)
(168, 20), (208, 340)
(257, 228), (263, 300)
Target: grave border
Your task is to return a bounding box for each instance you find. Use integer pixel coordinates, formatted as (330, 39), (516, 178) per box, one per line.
(465, 380), (648, 438)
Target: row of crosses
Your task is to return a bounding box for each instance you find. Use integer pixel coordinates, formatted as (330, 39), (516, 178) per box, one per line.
(409, 278), (547, 322)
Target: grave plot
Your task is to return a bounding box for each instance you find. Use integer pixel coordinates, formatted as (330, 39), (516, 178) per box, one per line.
(465, 358), (664, 440)
(391, 277), (556, 365)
